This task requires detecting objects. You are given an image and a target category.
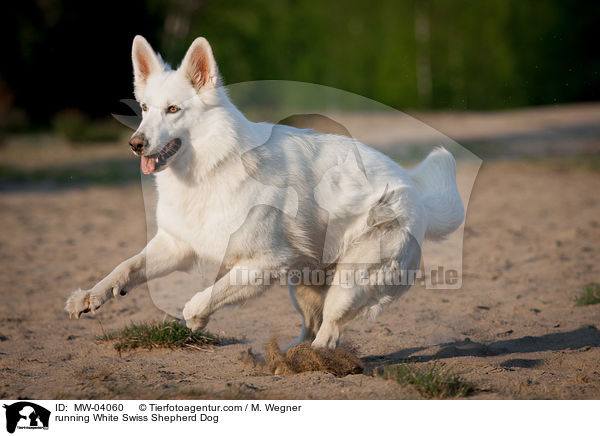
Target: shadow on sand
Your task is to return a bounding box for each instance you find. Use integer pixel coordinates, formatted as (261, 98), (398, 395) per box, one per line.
(362, 326), (600, 369)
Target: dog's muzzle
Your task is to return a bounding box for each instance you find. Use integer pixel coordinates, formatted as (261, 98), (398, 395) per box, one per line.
(140, 138), (183, 175)
(129, 133), (148, 155)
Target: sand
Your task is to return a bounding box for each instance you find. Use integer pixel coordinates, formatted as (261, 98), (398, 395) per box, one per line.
(0, 105), (599, 399)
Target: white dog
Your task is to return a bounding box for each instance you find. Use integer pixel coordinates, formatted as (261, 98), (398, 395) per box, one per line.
(65, 36), (464, 349)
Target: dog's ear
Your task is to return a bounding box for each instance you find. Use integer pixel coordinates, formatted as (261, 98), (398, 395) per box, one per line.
(132, 35), (163, 89)
(180, 37), (218, 91)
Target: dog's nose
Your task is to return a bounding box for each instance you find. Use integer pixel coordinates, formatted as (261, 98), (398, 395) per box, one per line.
(129, 134), (147, 154)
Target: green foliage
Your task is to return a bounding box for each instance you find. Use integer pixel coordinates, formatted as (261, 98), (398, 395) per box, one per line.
(154, 0), (599, 110)
(99, 320), (220, 353)
(379, 362), (474, 398)
(52, 110), (123, 143)
(575, 284), (600, 307)
(3, 0), (598, 124)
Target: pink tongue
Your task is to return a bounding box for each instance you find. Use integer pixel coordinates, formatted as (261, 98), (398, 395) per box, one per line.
(141, 156), (157, 175)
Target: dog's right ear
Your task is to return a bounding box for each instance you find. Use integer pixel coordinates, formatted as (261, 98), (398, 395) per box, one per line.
(132, 35), (163, 90)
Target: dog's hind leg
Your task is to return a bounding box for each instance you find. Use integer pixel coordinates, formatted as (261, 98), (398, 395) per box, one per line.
(311, 281), (370, 349)
(311, 219), (423, 349)
(288, 285), (325, 347)
(66, 230), (194, 319)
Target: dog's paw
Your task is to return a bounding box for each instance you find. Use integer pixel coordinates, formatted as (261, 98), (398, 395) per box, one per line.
(182, 287), (212, 331)
(65, 289), (101, 319)
(184, 315), (209, 332)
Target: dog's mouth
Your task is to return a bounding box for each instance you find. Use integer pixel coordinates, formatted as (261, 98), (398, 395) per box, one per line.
(141, 138), (182, 175)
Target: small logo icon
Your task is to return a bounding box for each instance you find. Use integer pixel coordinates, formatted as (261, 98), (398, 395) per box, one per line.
(2, 402), (50, 433)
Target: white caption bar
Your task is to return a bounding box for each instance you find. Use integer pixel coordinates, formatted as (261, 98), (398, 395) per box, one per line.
(0, 400), (597, 436)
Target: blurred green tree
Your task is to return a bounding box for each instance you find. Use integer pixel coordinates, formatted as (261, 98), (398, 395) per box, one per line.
(1, 0), (598, 125)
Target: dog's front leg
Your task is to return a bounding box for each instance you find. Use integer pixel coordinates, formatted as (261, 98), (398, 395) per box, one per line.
(65, 230), (193, 319)
(183, 265), (271, 331)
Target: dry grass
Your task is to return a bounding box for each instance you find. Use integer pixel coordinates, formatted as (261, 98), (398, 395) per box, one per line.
(263, 338), (364, 377)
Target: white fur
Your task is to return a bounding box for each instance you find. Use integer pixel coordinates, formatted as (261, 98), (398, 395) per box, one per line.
(65, 36), (464, 349)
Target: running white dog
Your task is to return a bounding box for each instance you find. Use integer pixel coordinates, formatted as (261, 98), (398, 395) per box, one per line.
(65, 36), (464, 349)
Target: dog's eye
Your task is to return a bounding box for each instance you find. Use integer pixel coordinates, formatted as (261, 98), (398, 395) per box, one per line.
(167, 105), (181, 114)
(141, 103), (148, 112)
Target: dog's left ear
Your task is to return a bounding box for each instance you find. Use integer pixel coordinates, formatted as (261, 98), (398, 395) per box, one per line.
(180, 37), (218, 91)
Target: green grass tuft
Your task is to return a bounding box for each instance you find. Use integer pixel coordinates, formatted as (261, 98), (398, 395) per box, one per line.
(99, 320), (219, 353)
(575, 283), (600, 306)
(379, 363), (474, 398)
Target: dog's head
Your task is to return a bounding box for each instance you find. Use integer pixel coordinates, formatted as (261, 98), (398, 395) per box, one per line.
(129, 36), (221, 175)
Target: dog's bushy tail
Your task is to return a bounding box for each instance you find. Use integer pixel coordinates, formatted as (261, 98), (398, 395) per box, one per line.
(409, 147), (464, 240)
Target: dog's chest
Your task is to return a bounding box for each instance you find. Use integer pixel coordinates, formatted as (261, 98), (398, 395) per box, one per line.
(155, 183), (250, 261)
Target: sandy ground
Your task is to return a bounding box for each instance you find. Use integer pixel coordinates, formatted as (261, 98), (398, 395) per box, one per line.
(0, 105), (599, 399)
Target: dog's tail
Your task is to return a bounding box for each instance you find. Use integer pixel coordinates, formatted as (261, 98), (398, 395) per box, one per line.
(409, 147), (464, 240)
